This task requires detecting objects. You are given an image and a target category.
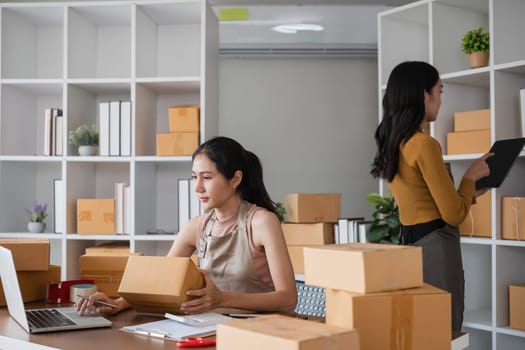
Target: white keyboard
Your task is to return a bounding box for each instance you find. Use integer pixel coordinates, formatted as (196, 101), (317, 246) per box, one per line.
(164, 312), (234, 327)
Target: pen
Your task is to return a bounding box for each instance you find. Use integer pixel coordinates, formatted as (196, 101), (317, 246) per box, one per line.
(76, 295), (119, 309)
(223, 313), (259, 319)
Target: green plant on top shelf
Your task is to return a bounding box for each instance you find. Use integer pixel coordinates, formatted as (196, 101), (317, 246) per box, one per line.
(68, 124), (99, 146)
(461, 27), (489, 54)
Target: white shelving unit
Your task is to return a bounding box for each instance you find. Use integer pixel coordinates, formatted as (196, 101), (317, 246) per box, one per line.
(0, 0), (218, 281)
(378, 1), (525, 349)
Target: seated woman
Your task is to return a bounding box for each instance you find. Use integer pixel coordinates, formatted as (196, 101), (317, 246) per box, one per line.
(77, 136), (297, 316)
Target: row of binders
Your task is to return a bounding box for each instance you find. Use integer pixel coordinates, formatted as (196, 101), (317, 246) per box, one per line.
(44, 108), (63, 156)
(178, 179), (203, 231)
(335, 218), (372, 244)
(99, 101), (131, 156)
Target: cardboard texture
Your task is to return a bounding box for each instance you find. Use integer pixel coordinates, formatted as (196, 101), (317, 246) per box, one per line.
(77, 198), (115, 234)
(118, 256), (204, 315)
(168, 106), (200, 132)
(282, 223), (334, 245)
(446, 129), (490, 155)
(79, 254), (142, 297)
(509, 284), (525, 331)
(156, 131), (199, 156)
(325, 284), (451, 350)
(286, 245), (316, 275)
(459, 191), (492, 237)
(282, 193), (341, 223)
(216, 314), (359, 350)
(304, 243), (423, 293)
(0, 265), (61, 306)
(0, 239), (50, 271)
(454, 109), (491, 132)
(85, 242), (131, 255)
(502, 197), (525, 240)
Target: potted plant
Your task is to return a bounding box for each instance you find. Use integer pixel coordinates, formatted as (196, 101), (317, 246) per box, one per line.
(461, 26), (490, 68)
(366, 192), (399, 244)
(68, 124), (99, 156)
(24, 200), (48, 233)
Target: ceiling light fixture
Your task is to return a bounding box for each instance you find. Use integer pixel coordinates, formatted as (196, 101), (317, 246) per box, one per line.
(272, 24), (324, 34)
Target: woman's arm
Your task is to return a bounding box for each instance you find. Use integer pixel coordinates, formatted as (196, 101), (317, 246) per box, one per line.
(167, 216), (201, 257)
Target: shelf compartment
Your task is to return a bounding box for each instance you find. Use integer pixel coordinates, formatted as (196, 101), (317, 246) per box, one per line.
(493, 69), (525, 140)
(496, 332), (525, 349)
(462, 244), (492, 326)
(1, 5), (64, 79)
(495, 245), (525, 328)
(462, 327), (492, 350)
(136, 1), (202, 78)
(493, 0), (525, 65)
(134, 240), (173, 257)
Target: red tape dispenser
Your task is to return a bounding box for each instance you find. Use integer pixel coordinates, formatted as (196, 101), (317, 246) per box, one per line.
(176, 337), (216, 348)
(46, 279), (95, 304)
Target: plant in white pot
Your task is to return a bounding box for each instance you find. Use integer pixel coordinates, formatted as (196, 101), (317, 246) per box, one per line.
(24, 200), (48, 233)
(68, 124), (99, 156)
(461, 26), (490, 68)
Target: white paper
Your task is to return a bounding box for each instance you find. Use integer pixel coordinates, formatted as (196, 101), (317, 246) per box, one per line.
(122, 318), (216, 340)
(0, 336), (61, 350)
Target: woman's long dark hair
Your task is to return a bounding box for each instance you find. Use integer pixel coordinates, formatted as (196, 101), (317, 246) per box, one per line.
(371, 61), (440, 181)
(192, 136), (277, 215)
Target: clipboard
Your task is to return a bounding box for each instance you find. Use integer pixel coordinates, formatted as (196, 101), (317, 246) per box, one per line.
(475, 137), (525, 189)
(121, 319), (216, 341)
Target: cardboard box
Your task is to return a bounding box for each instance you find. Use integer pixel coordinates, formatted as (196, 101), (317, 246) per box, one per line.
(454, 109), (490, 132)
(286, 245), (316, 275)
(77, 198), (115, 235)
(0, 239), (50, 271)
(217, 314), (359, 350)
(459, 191), (492, 237)
(85, 242), (131, 255)
(282, 193), (341, 223)
(325, 284), (451, 350)
(118, 255), (204, 314)
(79, 254), (142, 297)
(304, 243), (423, 293)
(168, 106), (200, 132)
(0, 265), (61, 306)
(502, 197), (525, 240)
(509, 284), (525, 331)
(156, 132), (199, 156)
(446, 129), (490, 155)
(282, 223), (334, 245)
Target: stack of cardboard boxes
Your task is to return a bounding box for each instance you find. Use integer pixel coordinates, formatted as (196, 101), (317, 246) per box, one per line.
(447, 108), (491, 155)
(157, 105), (200, 156)
(280, 193), (340, 275)
(0, 239), (60, 306)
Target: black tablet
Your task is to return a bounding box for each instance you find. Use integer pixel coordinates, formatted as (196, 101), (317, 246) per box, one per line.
(475, 137), (525, 189)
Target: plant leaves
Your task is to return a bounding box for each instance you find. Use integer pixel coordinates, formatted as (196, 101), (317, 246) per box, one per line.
(367, 225), (389, 243)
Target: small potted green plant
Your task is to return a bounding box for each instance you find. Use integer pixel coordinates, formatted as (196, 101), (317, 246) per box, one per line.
(24, 200), (48, 233)
(68, 124), (99, 156)
(461, 26), (490, 68)
(366, 192), (399, 244)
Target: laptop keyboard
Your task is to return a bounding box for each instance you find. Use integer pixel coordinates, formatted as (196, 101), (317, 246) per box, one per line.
(26, 309), (76, 329)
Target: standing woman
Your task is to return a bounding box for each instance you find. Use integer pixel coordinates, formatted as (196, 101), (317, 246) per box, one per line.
(371, 61), (492, 331)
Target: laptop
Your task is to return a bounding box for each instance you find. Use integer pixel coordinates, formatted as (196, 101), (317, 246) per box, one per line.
(0, 246), (112, 333)
(476, 137), (525, 189)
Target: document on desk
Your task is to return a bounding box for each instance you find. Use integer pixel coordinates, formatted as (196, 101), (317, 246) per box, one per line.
(0, 336), (61, 350)
(121, 319), (216, 340)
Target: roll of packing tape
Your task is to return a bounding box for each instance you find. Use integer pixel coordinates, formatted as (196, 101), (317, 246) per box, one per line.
(70, 284), (97, 303)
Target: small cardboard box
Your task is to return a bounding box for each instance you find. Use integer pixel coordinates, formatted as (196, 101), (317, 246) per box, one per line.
(77, 198), (115, 235)
(118, 255), (204, 314)
(459, 191), (492, 237)
(79, 254), (142, 297)
(156, 132), (199, 156)
(85, 242), (131, 256)
(282, 193), (341, 223)
(217, 314), (359, 350)
(282, 223), (334, 245)
(0, 265), (61, 306)
(502, 197), (525, 240)
(454, 109), (490, 131)
(0, 239), (50, 271)
(509, 284), (525, 331)
(168, 106), (200, 132)
(304, 243), (423, 293)
(447, 129), (490, 155)
(325, 284), (451, 350)
(286, 245), (316, 275)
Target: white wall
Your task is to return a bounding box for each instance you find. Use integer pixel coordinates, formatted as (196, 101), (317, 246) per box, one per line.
(218, 57), (378, 218)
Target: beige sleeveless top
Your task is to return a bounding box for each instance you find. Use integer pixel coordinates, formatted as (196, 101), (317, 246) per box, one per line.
(196, 200), (274, 293)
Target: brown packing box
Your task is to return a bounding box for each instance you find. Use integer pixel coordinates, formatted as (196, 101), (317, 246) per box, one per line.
(168, 105), (200, 132)
(446, 129), (490, 155)
(454, 109), (491, 131)
(118, 255), (204, 315)
(77, 198), (115, 235)
(304, 243), (423, 293)
(85, 242), (131, 255)
(0, 265), (61, 306)
(325, 284), (451, 350)
(286, 245), (316, 275)
(79, 254), (143, 297)
(0, 239), (50, 271)
(509, 284), (525, 331)
(501, 197), (525, 240)
(459, 191), (492, 237)
(282, 193), (341, 223)
(156, 131), (199, 156)
(216, 314), (359, 350)
(282, 223), (334, 245)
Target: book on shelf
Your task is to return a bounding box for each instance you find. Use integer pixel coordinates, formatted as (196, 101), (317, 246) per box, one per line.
(120, 101), (131, 156)
(44, 108), (63, 156)
(114, 182), (127, 234)
(54, 113), (63, 156)
(44, 108), (52, 156)
(99, 102), (110, 156)
(356, 220), (373, 243)
(123, 185), (131, 235)
(189, 179), (203, 217)
(53, 179), (65, 233)
(336, 217), (365, 244)
(178, 179), (191, 231)
(109, 101), (121, 156)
